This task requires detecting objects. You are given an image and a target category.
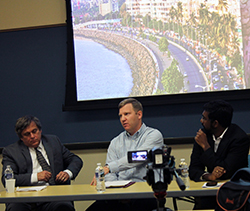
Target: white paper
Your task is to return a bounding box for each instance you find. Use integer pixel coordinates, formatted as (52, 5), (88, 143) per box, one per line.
(16, 185), (47, 192)
(105, 180), (132, 188)
(202, 182), (224, 188)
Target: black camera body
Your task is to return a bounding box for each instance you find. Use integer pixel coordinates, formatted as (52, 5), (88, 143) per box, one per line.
(127, 145), (185, 210)
(128, 145), (173, 168)
(148, 145), (173, 168)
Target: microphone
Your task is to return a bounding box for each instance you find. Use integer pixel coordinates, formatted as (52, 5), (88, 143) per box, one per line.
(173, 169), (186, 191)
(176, 176), (186, 191)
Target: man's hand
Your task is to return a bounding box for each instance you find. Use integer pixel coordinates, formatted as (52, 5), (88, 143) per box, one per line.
(212, 166), (226, 179)
(90, 175), (96, 186)
(37, 171), (52, 182)
(55, 171), (69, 183)
(103, 166), (110, 175)
(203, 166), (226, 181)
(195, 129), (210, 151)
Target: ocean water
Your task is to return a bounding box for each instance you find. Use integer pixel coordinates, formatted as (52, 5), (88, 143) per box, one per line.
(74, 39), (133, 101)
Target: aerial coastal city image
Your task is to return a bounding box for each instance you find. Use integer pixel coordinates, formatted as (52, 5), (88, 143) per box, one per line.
(70, 0), (250, 101)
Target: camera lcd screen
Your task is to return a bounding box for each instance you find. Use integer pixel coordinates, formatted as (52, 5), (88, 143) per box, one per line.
(128, 150), (148, 163)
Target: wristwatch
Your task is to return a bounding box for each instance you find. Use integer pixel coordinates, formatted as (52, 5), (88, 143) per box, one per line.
(201, 172), (210, 180)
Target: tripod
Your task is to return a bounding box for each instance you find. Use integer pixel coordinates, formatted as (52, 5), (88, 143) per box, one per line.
(152, 181), (173, 211)
(148, 167), (186, 211)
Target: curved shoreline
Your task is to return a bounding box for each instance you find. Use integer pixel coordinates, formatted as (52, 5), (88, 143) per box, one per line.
(74, 29), (158, 96)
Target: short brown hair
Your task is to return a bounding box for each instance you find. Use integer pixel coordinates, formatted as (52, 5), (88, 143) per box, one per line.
(118, 98), (143, 113)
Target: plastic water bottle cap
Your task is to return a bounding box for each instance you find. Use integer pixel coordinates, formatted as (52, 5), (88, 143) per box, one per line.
(97, 163), (101, 166)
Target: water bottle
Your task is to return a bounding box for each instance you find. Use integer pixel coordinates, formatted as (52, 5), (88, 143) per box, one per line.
(4, 165), (14, 180)
(95, 163), (106, 193)
(179, 158), (190, 189)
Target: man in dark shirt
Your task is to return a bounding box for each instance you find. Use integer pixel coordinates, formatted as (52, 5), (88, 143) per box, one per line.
(189, 100), (250, 209)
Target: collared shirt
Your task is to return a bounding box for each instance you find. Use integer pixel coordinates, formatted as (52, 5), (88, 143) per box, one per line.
(29, 140), (73, 184)
(105, 123), (164, 182)
(30, 140), (50, 184)
(212, 128), (228, 152)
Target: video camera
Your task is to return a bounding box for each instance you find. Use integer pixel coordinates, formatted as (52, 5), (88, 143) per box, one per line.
(128, 145), (185, 211)
(128, 145), (173, 168)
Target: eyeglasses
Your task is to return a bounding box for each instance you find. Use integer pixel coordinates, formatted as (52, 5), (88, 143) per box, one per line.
(22, 128), (39, 137)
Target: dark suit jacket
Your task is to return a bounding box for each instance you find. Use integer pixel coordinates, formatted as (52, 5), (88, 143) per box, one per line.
(189, 124), (250, 182)
(1, 134), (83, 187)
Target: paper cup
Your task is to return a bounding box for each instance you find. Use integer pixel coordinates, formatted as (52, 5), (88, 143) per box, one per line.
(6, 179), (16, 193)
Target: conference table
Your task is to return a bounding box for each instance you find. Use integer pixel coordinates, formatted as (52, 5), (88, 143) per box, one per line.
(0, 180), (222, 204)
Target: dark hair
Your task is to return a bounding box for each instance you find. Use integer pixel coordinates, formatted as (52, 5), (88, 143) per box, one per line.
(118, 98), (143, 113)
(15, 115), (42, 138)
(203, 100), (233, 127)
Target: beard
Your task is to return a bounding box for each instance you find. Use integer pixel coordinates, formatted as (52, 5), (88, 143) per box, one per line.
(201, 124), (207, 132)
(202, 123), (215, 135)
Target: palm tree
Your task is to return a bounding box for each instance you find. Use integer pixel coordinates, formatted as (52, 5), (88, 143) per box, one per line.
(169, 6), (177, 32)
(231, 34), (240, 54)
(189, 12), (197, 27)
(198, 5), (209, 36)
(218, 0), (228, 14)
(158, 20), (163, 32)
(208, 11), (220, 49)
(169, 6), (177, 21)
(218, 13), (236, 55)
(217, 15), (229, 55)
(142, 14), (151, 28)
(188, 12), (197, 40)
(177, 2), (183, 24)
(177, 2), (184, 40)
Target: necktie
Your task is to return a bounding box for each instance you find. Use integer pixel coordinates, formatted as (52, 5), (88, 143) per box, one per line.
(35, 148), (55, 185)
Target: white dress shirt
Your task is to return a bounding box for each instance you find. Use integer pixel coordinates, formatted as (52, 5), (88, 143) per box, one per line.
(212, 127), (228, 152)
(29, 140), (73, 184)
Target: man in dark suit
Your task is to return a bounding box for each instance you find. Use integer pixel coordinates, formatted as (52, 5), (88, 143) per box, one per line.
(1, 115), (83, 211)
(189, 100), (250, 209)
